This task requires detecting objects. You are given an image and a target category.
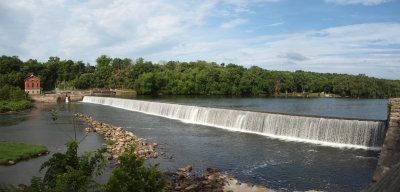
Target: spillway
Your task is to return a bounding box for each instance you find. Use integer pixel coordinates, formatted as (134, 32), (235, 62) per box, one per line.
(82, 96), (387, 150)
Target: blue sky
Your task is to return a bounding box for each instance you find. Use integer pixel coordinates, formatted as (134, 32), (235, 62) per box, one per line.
(1, 0), (400, 79)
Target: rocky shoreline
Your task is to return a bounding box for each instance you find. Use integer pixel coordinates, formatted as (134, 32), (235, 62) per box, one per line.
(165, 166), (272, 192)
(74, 113), (273, 192)
(75, 113), (159, 160)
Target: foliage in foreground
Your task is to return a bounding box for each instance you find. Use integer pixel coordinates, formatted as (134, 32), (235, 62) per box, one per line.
(0, 142), (167, 192)
(0, 142), (48, 164)
(105, 145), (167, 192)
(39, 141), (106, 191)
(0, 84), (32, 113)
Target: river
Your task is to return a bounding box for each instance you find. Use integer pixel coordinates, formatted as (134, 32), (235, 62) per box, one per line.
(0, 97), (387, 191)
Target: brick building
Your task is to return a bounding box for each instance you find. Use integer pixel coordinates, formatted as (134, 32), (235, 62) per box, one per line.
(25, 74), (42, 94)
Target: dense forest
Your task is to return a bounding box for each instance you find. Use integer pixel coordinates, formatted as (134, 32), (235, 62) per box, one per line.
(1, 55), (400, 98)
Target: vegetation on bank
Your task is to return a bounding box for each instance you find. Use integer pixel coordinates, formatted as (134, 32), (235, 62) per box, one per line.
(0, 84), (33, 113)
(1, 55), (400, 99)
(0, 142), (48, 165)
(0, 100), (33, 113)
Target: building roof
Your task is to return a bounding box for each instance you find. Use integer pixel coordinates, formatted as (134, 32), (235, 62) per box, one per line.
(25, 74), (40, 81)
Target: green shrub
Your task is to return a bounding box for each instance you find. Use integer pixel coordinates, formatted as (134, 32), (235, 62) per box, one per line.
(1, 124), (166, 192)
(0, 85), (25, 101)
(0, 100), (33, 113)
(39, 141), (106, 191)
(105, 145), (167, 192)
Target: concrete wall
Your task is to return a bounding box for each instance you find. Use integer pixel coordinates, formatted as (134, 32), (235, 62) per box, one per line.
(29, 94), (64, 103)
(364, 98), (400, 191)
(29, 90), (116, 103)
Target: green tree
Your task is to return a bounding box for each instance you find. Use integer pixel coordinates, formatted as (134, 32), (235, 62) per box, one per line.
(95, 55), (114, 88)
(73, 74), (95, 89)
(294, 70), (311, 94)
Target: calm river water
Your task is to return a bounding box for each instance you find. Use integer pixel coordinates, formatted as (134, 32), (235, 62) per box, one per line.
(0, 97), (388, 191)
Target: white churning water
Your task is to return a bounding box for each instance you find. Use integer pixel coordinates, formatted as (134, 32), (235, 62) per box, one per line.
(82, 96), (387, 150)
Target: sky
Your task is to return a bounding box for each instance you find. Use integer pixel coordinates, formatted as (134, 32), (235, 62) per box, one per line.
(1, 0), (400, 79)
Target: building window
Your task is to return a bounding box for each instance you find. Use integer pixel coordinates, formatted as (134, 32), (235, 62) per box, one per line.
(32, 83), (34, 88)
(37, 83), (38, 87)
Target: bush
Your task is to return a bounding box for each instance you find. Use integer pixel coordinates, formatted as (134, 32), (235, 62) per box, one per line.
(1, 139), (166, 192)
(40, 141), (106, 191)
(0, 100), (33, 113)
(105, 145), (167, 192)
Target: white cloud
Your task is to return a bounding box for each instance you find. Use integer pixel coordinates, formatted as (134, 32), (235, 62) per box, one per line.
(222, 0), (280, 13)
(0, 0), (218, 63)
(158, 23), (400, 79)
(220, 18), (248, 29)
(325, 0), (391, 6)
(266, 22), (284, 27)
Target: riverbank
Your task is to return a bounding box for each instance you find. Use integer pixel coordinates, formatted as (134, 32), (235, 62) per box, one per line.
(0, 142), (48, 165)
(0, 100), (33, 113)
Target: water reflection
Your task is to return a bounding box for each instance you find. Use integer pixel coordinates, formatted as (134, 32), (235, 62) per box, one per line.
(0, 113), (27, 127)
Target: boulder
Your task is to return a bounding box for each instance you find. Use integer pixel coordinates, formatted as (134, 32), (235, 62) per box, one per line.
(185, 184), (198, 191)
(184, 165), (192, 172)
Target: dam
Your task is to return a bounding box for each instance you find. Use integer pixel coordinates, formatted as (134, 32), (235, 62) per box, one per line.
(82, 96), (387, 150)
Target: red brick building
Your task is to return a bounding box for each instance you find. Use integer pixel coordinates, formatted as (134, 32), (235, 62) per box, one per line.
(25, 74), (42, 94)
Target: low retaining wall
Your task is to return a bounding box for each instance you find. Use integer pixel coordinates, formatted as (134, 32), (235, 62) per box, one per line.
(29, 94), (65, 103)
(28, 89), (118, 103)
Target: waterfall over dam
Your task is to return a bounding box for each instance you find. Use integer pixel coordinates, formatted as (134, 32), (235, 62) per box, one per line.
(82, 96), (387, 150)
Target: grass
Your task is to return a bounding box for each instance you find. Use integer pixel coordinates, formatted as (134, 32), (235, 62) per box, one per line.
(0, 142), (48, 165)
(0, 99), (33, 113)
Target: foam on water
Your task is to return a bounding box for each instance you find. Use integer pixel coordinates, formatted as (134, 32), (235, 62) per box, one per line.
(82, 96), (387, 150)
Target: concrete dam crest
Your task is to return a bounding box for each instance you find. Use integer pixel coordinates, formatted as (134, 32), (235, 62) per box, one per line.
(82, 96), (387, 150)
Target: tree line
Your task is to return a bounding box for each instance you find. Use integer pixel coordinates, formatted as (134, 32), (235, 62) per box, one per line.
(1, 55), (400, 98)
